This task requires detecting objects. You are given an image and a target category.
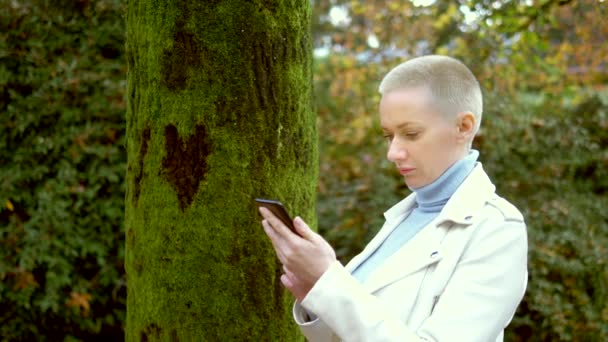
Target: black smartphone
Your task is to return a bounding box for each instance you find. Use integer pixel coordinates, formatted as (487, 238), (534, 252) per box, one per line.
(255, 198), (297, 234)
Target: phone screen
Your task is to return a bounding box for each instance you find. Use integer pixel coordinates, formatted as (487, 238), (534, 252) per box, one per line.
(255, 198), (297, 234)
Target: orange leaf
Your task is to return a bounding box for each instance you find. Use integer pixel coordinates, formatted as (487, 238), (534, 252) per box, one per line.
(13, 270), (38, 291)
(66, 292), (92, 315)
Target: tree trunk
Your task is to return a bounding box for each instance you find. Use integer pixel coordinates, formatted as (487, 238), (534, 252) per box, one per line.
(124, 0), (315, 340)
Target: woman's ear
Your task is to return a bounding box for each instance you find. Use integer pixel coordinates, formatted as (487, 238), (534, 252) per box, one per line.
(456, 112), (476, 141)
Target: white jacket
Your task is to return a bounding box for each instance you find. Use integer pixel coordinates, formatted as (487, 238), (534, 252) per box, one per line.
(293, 163), (528, 342)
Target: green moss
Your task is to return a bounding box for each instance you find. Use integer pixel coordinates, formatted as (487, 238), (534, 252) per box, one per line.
(133, 126), (150, 205)
(126, 0), (314, 340)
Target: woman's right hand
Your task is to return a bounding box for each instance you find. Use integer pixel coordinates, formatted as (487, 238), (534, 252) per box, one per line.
(259, 208), (337, 302)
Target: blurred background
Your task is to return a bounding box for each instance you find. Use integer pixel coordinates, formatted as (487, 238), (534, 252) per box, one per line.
(1, 0), (606, 340)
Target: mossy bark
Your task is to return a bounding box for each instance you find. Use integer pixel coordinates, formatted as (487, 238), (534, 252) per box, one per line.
(125, 0), (315, 340)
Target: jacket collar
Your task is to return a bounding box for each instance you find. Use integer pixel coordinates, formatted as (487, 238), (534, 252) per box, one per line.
(350, 163), (497, 293)
(383, 162), (496, 227)
(345, 163), (496, 280)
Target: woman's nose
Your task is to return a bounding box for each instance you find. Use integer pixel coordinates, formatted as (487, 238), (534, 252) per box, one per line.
(387, 139), (407, 162)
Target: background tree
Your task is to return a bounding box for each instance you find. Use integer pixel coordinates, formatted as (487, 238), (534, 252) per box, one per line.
(124, 0), (315, 340)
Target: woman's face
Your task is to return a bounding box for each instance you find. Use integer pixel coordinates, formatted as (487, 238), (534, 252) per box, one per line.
(379, 86), (467, 189)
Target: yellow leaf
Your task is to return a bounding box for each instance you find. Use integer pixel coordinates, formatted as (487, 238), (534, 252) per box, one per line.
(13, 270), (38, 291)
(436, 46), (449, 56)
(5, 200), (14, 211)
(66, 292), (92, 316)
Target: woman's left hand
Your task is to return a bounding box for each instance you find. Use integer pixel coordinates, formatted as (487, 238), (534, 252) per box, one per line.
(259, 207), (337, 302)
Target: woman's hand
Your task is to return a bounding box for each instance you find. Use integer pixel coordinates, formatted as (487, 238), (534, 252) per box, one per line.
(259, 207), (337, 302)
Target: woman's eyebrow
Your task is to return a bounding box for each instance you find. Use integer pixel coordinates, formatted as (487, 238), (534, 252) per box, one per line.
(381, 122), (416, 131)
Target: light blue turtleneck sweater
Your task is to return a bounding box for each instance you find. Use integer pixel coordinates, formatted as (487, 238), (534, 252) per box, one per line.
(351, 150), (479, 283)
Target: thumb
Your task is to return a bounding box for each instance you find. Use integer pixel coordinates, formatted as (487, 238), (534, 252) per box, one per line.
(293, 217), (315, 240)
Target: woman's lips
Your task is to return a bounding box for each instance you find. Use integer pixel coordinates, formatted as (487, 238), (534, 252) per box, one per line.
(399, 167), (415, 175)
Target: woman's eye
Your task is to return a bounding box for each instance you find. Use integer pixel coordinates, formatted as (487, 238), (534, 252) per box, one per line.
(383, 134), (394, 142)
(405, 132), (419, 139)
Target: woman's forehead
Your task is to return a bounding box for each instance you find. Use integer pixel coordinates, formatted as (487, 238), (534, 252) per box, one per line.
(379, 88), (445, 127)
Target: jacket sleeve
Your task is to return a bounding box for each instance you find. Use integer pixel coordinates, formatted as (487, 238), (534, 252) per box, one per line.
(297, 219), (528, 342)
(293, 302), (335, 342)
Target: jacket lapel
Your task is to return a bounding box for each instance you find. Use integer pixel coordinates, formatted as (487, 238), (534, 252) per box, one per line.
(353, 163), (497, 294)
(363, 220), (448, 293)
(345, 194), (417, 273)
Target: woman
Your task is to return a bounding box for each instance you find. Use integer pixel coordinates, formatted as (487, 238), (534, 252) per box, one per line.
(259, 55), (528, 342)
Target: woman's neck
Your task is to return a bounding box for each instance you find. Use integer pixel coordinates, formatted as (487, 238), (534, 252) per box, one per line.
(413, 150), (479, 212)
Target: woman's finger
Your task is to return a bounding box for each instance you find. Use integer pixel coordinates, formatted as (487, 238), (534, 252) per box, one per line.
(283, 265), (299, 281)
(262, 219), (288, 264)
(293, 216), (316, 242)
(281, 272), (307, 302)
(259, 207), (297, 240)
(280, 273), (293, 289)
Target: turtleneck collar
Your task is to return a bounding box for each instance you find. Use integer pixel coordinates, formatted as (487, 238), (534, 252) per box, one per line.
(412, 149), (479, 213)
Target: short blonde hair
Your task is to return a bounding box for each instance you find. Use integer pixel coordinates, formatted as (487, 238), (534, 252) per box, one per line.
(379, 55), (483, 135)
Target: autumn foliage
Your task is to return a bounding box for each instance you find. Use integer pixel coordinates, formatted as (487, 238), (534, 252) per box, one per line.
(1, 0), (607, 340)
(312, 1), (607, 341)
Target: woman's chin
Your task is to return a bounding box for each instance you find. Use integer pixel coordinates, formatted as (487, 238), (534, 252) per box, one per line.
(404, 179), (418, 189)
(404, 176), (428, 190)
